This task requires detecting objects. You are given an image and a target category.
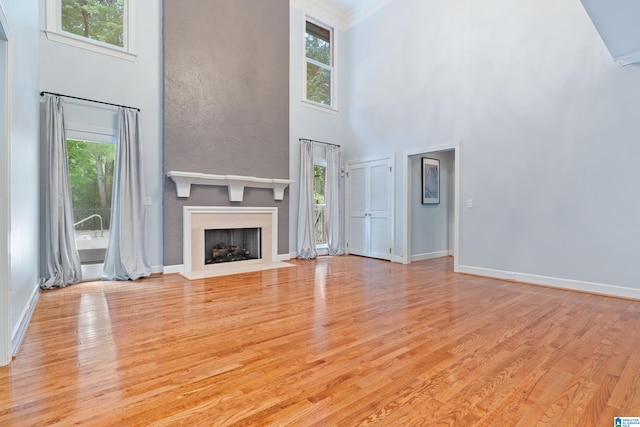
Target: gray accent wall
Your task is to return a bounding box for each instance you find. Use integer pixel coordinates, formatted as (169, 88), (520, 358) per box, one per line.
(163, 0), (290, 266)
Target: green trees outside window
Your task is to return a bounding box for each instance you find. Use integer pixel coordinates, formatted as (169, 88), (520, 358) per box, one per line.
(61, 0), (124, 48)
(314, 165), (327, 245)
(305, 20), (333, 107)
(67, 139), (115, 232)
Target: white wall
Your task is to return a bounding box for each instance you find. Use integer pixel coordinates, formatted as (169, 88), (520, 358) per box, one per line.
(289, 5), (346, 255)
(343, 0), (640, 292)
(0, 1), (10, 365)
(1, 0), (41, 359)
(38, 0), (163, 271)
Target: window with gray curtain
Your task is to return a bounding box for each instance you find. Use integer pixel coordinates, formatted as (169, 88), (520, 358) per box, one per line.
(102, 107), (151, 280)
(297, 140), (318, 259)
(40, 95), (82, 289)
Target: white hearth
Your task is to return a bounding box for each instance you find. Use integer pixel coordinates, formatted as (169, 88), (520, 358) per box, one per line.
(181, 206), (293, 280)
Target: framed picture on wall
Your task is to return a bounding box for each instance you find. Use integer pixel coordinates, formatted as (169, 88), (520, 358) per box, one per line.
(422, 157), (440, 204)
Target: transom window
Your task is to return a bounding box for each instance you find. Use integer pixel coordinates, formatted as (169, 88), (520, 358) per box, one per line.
(305, 18), (335, 110)
(45, 0), (136, 60)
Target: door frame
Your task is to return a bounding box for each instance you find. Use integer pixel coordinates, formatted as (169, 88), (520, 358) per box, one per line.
(0, 0), (12, 366)
(345, 153), (395, 259)
(402, 142), (460, 272)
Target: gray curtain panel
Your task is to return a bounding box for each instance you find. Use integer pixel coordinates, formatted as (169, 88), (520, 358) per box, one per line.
(296, 140), (317, 259)
(40, 95), (82, 289)
(325, 145), (344, 256)
(102, 108), (151, 280)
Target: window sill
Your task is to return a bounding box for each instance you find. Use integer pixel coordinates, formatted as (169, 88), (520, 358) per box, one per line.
(301, 100), (338, 115)
(45, 31), (137, 61)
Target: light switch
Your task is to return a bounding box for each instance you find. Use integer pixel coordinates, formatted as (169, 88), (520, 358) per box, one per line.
(466, 199), (474, 208)
(144, 197), (152, 206)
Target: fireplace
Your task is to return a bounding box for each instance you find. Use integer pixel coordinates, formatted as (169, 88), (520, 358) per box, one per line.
(181, 206), (292, 280)
(205, 227), (261, 264)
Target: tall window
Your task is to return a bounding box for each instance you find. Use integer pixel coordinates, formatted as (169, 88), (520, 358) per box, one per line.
(67, 139), (116, 265)
(314, 164), (327, 246)
(45, 0), (135, 60)
(305, 19), (334, 109)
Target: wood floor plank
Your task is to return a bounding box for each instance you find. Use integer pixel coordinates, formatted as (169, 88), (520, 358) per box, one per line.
(1, 255), (639, 425)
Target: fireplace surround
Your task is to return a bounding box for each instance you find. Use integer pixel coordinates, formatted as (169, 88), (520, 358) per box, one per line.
(181, 206), (292, 280)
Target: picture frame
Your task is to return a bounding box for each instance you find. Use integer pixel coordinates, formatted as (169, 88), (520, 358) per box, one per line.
(421, 157), (440, 204)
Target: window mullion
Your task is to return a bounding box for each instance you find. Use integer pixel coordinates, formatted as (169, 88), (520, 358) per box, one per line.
(306, 57), (332, 72)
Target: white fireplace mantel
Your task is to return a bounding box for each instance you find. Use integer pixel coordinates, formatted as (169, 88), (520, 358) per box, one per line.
(167, 171), (294, 202)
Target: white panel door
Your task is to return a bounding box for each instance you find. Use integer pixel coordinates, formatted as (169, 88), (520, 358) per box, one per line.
(347, 165), (367, 256)
(368, 162), (391, 259)
(346, 158), (392, 260)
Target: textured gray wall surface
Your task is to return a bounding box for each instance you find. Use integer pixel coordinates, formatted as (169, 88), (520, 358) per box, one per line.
(163, 0), (290, 265)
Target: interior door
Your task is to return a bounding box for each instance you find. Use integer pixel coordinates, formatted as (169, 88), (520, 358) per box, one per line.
(346, 157), (392, 260)
(347, 164), (367, 256)
(368, 161), (392, 260)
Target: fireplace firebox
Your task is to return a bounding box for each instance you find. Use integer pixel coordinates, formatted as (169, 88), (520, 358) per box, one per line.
(204, 228), (262, 264)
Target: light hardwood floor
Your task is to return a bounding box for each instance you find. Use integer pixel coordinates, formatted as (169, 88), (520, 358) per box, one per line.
(1, 256), (639, 425)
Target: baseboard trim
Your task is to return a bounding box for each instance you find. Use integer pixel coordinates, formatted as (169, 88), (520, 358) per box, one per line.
(412, 251), (450, 262)
(12, 285), (40, 356)
(164, 264), (184, 275)
(458, 265), (640, 300)
(150, 265), (164, 275)
(278, 253), (292, 261)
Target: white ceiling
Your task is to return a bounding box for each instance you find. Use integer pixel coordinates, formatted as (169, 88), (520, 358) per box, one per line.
(302, 0), (394, 30)
(319, 0), (362, 15)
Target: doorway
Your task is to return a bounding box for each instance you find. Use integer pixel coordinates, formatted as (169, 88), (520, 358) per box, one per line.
(67, 138), (116, 280)
(402, 143), (460, 272)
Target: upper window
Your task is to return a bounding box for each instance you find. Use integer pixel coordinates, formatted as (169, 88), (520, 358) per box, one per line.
(305, 18), (335, 110)
(45, 0), (136, 60)
(62, 0), (124, 47)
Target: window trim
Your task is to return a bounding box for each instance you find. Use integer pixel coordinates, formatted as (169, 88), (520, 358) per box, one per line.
(303, 16), (337, 113)
(44, 0), (137, 61)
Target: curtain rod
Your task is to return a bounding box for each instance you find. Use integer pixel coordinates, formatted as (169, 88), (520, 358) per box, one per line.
(299, 138), (340, 148)
(40, 91), (141, 112)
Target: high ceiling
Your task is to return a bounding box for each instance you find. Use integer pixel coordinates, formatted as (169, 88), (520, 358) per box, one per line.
(320, 0), (362, 15)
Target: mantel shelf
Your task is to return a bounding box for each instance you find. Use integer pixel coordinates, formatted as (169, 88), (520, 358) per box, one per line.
(167, 171), (293, 202)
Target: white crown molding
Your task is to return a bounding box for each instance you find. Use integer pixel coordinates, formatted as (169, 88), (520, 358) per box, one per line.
(291, 0), (348, 30)
(347, 0), (395, 29)
(291, 0), (396, 31)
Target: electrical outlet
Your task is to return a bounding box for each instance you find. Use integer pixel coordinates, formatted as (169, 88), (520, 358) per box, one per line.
(466, 199), (474, 208)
